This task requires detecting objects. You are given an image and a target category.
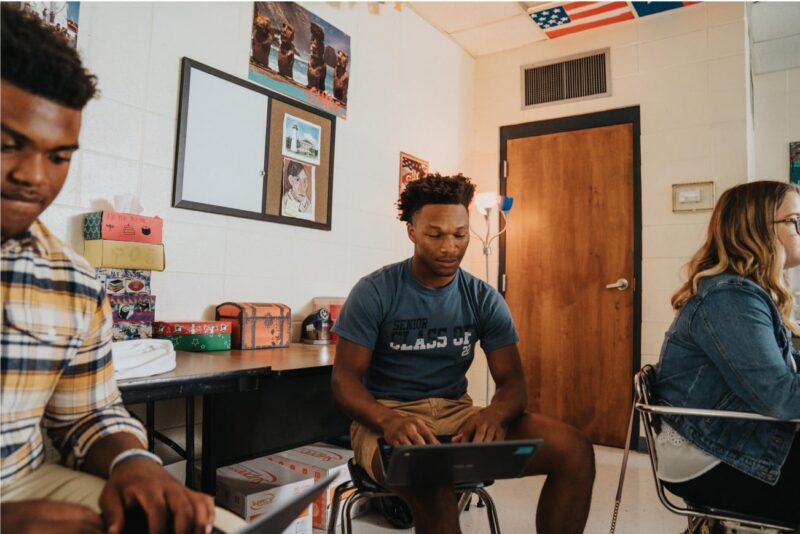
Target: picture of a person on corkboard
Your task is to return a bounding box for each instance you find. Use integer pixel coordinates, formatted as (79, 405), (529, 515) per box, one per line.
(281, 158), (315, 221)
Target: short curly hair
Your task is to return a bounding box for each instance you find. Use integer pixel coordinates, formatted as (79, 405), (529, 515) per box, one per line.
(397, 173), (476, 223)
(1, 4), (97, 109)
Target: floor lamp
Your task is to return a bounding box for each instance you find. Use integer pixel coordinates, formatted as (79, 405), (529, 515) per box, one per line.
(470, 191), (514, 405)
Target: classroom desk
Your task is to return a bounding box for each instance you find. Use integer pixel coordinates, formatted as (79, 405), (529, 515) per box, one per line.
(200, 344), (351, 493)
(117, 351), (274, 487)
(117, 344), (350, 493)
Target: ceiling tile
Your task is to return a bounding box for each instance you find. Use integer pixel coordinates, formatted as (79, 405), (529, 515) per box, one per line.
(750, 2), (800, 43)
(409, 2), (525, 34)
(451, 13), (546, 57)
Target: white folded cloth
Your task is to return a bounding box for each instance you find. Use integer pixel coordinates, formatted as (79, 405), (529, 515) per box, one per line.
(112, 339), (176, 380)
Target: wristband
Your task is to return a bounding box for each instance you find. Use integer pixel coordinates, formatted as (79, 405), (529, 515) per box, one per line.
(109, 449), (163, 477)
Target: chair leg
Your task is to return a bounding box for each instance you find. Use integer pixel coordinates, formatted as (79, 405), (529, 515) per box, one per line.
(457, 490), (472, 513)
(328, 481), (355, 534)
(474, 488), (501, 534)
(342, 493), (369, 534)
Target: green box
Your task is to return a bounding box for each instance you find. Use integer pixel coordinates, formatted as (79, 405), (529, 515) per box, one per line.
(157, 333), (231, 352)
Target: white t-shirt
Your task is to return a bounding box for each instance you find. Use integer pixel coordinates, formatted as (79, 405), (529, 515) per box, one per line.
(655, 423), (721, 483)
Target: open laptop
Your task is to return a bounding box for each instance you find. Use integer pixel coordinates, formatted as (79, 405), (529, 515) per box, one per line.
(380, 437), (543, 487)
(212, 473), (337, 534)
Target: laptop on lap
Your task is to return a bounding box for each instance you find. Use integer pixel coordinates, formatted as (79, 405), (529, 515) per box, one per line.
(381, 438), (543, 487)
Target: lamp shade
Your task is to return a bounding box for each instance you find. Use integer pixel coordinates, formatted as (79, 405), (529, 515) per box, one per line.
(473, 192), (498, 216)
(473, 192), (514, 216)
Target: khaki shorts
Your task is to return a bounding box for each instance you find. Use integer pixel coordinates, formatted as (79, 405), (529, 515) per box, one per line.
(351, 394), (481, 481)
(1, 463), (245, 531)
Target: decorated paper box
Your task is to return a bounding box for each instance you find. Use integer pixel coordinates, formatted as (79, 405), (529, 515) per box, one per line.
(96, 268), (151, 295)
(111, 322), (153, 341)
(156, 334), (231, 352)
(215, 302), (291, 349)
(83, 211), (163, 244)
(153, 321), (232, 336)
(84, 240), (165, 271)
(108, 294), (156, 323)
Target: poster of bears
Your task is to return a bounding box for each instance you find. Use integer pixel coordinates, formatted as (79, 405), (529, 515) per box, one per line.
(249, 2), (350, 120)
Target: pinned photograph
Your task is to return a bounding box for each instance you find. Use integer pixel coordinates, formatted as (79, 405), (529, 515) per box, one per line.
(19, 2), (80, 48)
(399, 152), (430, 193)
(282, 113), (321, 166)
(281, 158), (315, 221)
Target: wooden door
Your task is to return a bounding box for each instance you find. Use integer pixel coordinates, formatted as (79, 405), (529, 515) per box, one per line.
(503, 120), (637, 447)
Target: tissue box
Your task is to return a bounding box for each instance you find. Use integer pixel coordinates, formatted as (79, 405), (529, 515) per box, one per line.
(156, 333), (231, 352)
(96, 268), (151, 295)
(266, 443), (364, 529)
(215, 303), (291, 349)
(216, 457), (313, 529)
(83, 211), (163, 244)
(108, 295), (155, 323)
(153, 321), (232, 336)
(84, 240), (165, 271)
(111, 322), (153, 341)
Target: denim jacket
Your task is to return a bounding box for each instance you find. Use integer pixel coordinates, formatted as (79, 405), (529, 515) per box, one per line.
(655, 273), (800, 485)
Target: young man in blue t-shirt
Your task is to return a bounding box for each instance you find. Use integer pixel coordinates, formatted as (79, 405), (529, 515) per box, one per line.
(331, 174), (595, 534)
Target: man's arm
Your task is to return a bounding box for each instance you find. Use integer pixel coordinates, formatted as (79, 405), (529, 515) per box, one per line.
(453, 343), (527, 442)
(43, 293), (214, 534)
(331, 337), (438, 446)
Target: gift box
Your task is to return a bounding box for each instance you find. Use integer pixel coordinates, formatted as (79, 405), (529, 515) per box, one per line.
(215, 302), (291, 349)
(153, 321), (232, 336)
(83, 211), (163, 244)
(111, 321), (153, 341)
(157, 334), (231, 352)
(84, 240), (165, 271)
(108, 294), (156, 323)
(96, 268), (151, 295)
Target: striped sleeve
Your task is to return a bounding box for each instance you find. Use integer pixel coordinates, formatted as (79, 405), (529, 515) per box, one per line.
(43, 292), (147, 469)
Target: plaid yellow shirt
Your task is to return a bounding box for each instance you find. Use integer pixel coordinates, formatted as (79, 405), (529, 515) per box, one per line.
(1, 221), (147, 485)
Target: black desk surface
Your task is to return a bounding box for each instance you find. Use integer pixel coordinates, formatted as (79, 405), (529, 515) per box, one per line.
(118, 344), (336, 403)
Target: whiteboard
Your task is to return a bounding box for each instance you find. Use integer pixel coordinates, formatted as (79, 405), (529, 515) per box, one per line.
(179, 68), (268, 213)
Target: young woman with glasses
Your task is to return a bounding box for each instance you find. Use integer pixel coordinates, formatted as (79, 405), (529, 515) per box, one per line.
(654, 181), (800, 525)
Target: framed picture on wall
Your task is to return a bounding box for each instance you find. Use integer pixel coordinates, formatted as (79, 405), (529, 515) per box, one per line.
(173, 57), (336, 230)
(399, 152), (429, 193)
(791, 142), (800, 185)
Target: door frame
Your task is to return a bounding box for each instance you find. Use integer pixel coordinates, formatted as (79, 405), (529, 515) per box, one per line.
(498, 106), (642, 448)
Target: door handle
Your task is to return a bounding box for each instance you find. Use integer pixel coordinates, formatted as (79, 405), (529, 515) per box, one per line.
(606, 278), (629, 291)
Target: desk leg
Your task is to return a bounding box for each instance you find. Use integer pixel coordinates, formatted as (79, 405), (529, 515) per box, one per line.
(201, 394), (217, 494)
(185, 396), (195, 489)
(146, 401), (155, 452)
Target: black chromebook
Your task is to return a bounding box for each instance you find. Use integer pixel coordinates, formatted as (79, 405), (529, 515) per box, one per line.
(380, 437), (543, 486)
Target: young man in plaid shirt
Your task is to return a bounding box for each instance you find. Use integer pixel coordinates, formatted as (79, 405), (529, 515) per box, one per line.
(0, 6), (242, 533)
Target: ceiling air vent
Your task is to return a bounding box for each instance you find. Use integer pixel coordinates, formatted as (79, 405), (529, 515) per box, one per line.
(521, 49), (611, 109)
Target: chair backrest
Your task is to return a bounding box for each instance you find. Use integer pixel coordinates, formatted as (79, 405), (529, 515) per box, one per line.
(632, 365), (795, 533)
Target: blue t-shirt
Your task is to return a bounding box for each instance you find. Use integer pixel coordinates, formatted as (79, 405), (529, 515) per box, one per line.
(332, 258), (519, 401)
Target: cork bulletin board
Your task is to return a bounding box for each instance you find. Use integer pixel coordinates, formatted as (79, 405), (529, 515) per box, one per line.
(173, 57), (336, 230)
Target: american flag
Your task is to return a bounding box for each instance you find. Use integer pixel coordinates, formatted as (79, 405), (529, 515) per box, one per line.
(528, 2), (636, 39)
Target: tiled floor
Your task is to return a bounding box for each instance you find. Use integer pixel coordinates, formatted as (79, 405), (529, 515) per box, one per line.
(346, 445), (687, 534)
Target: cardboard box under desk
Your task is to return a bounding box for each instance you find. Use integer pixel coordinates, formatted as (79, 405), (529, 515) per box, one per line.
(266, 443), (366, 530)
(216, 457), (313, 531)
(83, 240), (165, 271)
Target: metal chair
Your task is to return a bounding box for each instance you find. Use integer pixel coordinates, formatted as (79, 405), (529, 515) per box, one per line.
(327, 458), (501, 534)
(610, 365), (799, 534)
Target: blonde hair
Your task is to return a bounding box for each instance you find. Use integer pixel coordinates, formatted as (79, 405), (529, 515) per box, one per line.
(672, 181), (800, 335)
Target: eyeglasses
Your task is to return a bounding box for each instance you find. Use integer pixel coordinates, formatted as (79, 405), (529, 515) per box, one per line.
(774, 217), (800, 235)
